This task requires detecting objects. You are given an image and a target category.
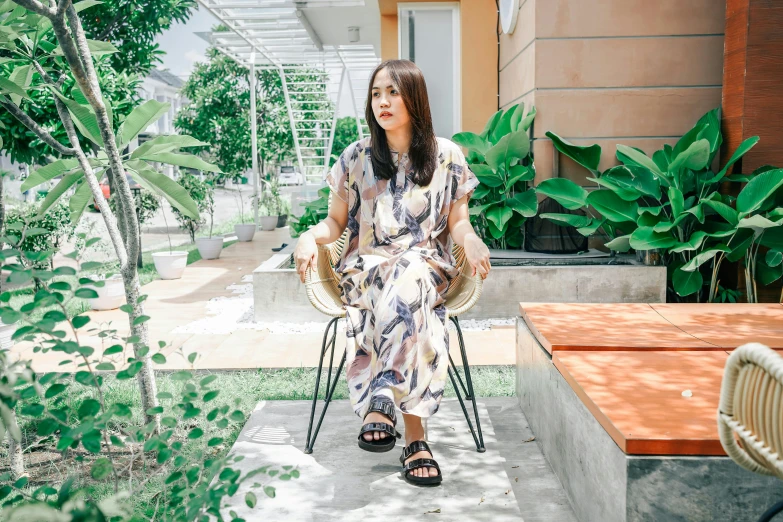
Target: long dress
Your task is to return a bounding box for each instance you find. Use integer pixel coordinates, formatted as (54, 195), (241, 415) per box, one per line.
(325, 136), (479, 419)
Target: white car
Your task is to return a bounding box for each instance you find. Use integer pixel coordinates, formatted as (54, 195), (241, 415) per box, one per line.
(278, 166), (303, 185)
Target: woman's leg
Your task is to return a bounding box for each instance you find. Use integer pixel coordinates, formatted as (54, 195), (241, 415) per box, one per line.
(402, 413), (439, 478)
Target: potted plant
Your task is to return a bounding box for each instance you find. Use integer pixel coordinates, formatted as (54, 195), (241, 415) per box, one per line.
(277, 196), (291, 228)
(257, 192), (278, 232)
(89, 273), (125, 310)
(195, 183), (223, 259)
(233, 189), (256, 242)
(152, 196), (188, 279)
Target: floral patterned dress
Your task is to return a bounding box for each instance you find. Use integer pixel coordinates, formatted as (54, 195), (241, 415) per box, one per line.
(325, 136), (479, 419)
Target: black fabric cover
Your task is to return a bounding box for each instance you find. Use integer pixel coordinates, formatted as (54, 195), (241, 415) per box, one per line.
(524, 197), (588, 254)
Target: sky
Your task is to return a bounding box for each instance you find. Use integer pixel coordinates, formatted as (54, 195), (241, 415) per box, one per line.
(154, 6), (356, 117)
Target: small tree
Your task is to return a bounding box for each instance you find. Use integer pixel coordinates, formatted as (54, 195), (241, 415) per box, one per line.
(170, 173), (211, 243)
(0, 0), (220, 428)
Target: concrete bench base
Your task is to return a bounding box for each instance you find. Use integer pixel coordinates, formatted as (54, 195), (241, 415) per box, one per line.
(516, 319), (783, 522)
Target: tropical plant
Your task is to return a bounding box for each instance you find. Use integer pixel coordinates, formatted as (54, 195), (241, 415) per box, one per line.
(0, 0), (217, 428)
(170, 173), (211, 242)
(537, 108), (771, 301)
(289, 187), (329, 238)
(329, 116), (360, 167)
(452, 102), (538, 249)
(109, 189), (161, 225)
(0, 233), (295, 519)
(257, 178), (282, 217)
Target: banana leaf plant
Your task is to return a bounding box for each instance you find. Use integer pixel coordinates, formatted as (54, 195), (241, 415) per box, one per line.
(537, 108), (763, 301)
(452, 102), (537, 249)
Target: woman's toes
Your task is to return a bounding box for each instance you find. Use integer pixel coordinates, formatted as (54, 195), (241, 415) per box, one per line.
(364, 432), (373, 442)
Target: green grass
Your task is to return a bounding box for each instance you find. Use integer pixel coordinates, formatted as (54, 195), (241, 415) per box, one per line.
(6, 365), (514, 518)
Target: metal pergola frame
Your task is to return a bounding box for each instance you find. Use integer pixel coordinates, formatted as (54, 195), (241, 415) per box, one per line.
(195, 0), (379, 228)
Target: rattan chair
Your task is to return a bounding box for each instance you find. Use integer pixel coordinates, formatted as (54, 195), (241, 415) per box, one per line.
(302, 229), (486, 454)
(719, 343), (783, 522)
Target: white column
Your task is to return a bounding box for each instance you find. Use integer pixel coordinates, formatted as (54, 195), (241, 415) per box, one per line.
(250, 52), (259, 228)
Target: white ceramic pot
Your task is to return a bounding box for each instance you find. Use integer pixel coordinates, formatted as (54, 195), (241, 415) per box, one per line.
(234, 223), (257, 242)
(260, 216), (278, 232)
(89, 275), (126, 311)
(196, 237), (224, 260)
(152, 251), (188, 280)
(0, 322), (16, 350)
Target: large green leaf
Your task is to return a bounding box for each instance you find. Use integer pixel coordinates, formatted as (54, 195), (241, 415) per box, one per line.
(756, 257), (783, 286)
(519, 106), (536, 132)
(21, 159), (80, 191)
(486, 205), (514, 231)
(491, 107), (517, 144)
(38, 170), (84, 217)
(485, 130), (530, 173)
(695, 108), (722, 160)
(479, 109), (503, 140)
(701, 199), (738, 226)
(668, 186), (684, 218)
(507, 164), (534, 187)
(117, 100), (171, 147)
(506, 190), (537, 217)
(509, 103), (526, 132)
(53, 39), (118, 56)
(736, 168), (783, 214)
(767, 249), (783, 268)
(706, 136), (760, 184)
(7, 64), (32, 106)
(600, 165), (661, 199)
(535, 178), (588, 210)
(587, 190), (639, 223)
(616, 145), (665, 179)
(587, 175), (639, 202)
(681, 245), (731, 272)
(69, 181), (93, 224)
(672, 123), (708, 162)
(130, 134), (207, 159)
(545, 131), (601, 175)
(51, 89), (103, 146)
(726, 232), (754, 262)
(472, 164), (503, 187)
(135, 151), (220, 172)
(667, 139), (710, 174)
(673, 266), (704, 297)
(0, 75), (31, 102)
(737, 214), (783, 236)
(541, 213), (593, 229)
(126, 161), (199, 219)
(605, 235), (631, 252)
(576, 218), (605, 236)
(670, 231), (708, 253)
(629, 227), (676, 251)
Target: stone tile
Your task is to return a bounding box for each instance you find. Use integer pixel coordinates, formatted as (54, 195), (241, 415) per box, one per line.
(221, 398), (575, 521)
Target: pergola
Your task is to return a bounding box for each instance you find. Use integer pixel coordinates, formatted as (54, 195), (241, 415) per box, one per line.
(195, 0), (381, 225)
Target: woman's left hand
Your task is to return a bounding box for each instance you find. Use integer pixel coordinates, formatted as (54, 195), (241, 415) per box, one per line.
(464, 234), (491, 280)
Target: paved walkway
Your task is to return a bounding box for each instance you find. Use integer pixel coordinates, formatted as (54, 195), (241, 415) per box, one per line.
(223, 398), (576, 521)
(10, 227), (515, 372)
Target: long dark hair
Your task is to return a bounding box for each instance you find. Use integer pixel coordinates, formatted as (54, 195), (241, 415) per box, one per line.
(365, 59), (438, 186)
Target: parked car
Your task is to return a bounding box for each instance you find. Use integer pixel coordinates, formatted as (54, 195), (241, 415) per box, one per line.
(277, 165), (303, 186)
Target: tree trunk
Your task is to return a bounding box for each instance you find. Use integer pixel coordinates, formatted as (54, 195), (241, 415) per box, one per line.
(7, 412), (24, 479)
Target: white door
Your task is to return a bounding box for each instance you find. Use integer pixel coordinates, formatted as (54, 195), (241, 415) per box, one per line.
(398, 3), (461, 138)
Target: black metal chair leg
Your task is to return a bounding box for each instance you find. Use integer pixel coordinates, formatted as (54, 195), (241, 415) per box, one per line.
(306, 350), (347, 454)
(305, 317), (339, 454)
(450, 316), (485, 452)
(448, 352), (470, 400)
(759, 500), (783, 522)
(324, 319), (338, 401)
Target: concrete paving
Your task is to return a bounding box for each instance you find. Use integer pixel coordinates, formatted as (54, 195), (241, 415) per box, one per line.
(224, 398), (576, 522)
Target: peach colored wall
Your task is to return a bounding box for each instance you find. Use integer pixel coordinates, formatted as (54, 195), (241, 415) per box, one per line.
(500, 0), (726, 185)
(377, 0), (498, 135)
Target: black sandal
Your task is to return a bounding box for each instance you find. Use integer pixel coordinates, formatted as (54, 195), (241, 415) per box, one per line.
(400, 440), (443, 486)
(357, 398), (401, 453)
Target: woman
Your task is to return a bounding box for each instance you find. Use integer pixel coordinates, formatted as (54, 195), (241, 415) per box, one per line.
(294, 59), (490, 487)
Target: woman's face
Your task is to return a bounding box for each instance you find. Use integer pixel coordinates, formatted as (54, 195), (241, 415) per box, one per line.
(371, 68), (411, 133)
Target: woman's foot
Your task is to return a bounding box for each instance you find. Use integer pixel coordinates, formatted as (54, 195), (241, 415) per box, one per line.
(357, 398), (400, 452)
(402, 414), (439, 479)
(362, 411), (394, 441)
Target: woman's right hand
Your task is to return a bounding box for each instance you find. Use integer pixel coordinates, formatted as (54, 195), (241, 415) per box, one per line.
(294, 232), (318, 283)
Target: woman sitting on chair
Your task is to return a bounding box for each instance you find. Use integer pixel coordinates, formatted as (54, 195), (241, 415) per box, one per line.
(294, 59), (491, 487)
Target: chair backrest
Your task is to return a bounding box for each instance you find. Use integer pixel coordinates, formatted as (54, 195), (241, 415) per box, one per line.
(718, 342), (783, 479)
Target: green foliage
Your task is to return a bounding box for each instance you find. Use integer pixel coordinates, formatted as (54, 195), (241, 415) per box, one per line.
(329, 117), (360, 167)
(176, 47), (297, 181)
(170, 173), (212, 242)
(0, 227), (292, 520)
(4, 201), (77, 269)
(541, 108), (782, 302)
(452, 102), (537, 249)
(257, 177), (283, 217)
(109, 189), (160, 225)
(289, 187), (329, 238)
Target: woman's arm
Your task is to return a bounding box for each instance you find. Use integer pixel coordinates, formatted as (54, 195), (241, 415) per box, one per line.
(294, 196), (349, 282)
(447, 195), (491, 279)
